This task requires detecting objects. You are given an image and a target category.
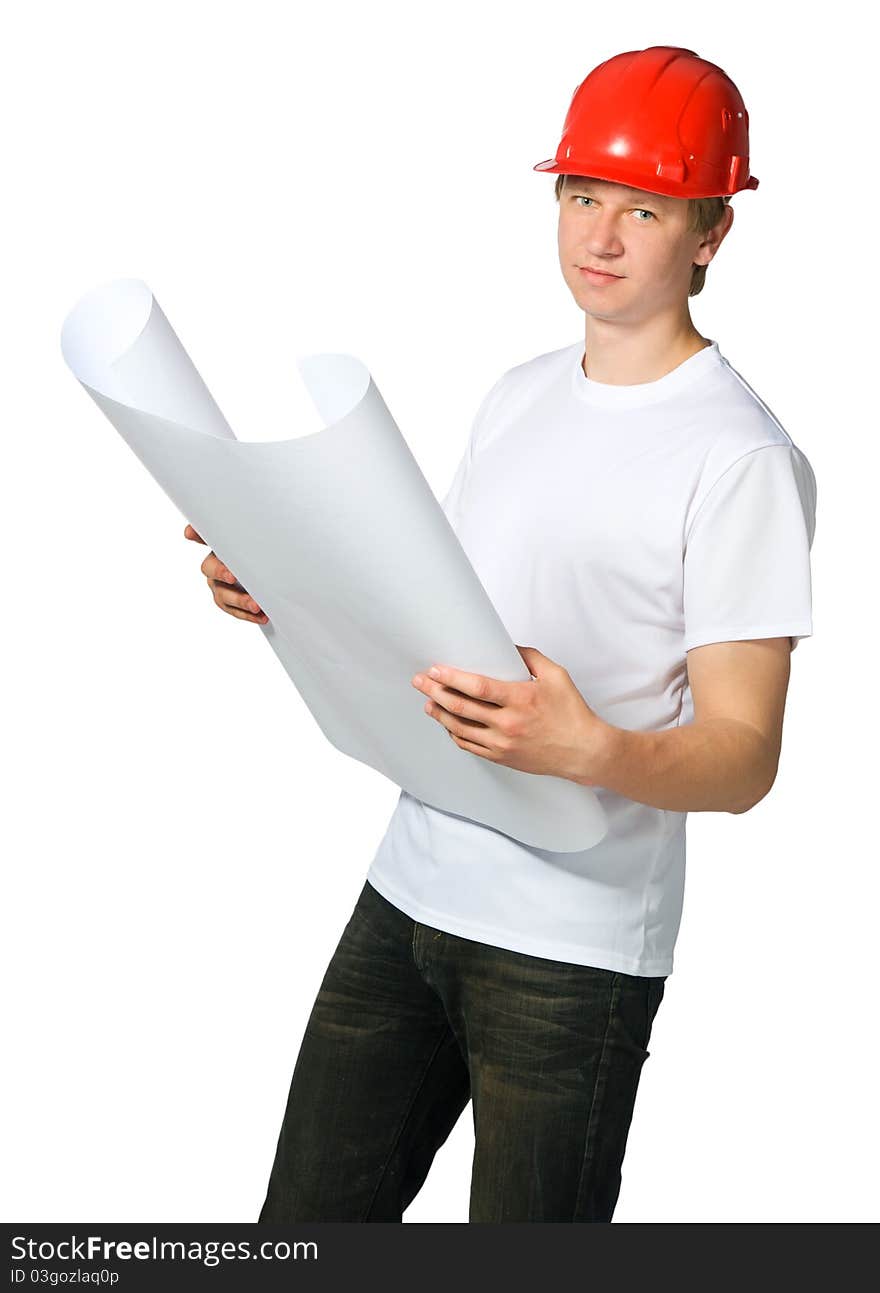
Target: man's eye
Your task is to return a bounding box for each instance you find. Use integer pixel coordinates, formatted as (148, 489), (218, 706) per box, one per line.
(574, 196), (654, 221)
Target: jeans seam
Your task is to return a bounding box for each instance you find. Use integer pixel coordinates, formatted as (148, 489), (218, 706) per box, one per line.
(361, 1021), (455, 1221)
(572, 972), (620, 1221)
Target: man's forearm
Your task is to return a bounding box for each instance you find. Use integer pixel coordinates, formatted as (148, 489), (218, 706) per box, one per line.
(580, 717), (776, 814)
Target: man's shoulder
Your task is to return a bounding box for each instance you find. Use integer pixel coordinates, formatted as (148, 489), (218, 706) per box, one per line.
(468, 340), (581, 454)
(478, 339), (581, 423)
(497, 338), (583, 390)
(687, 352), (817, 514)
(698, 350), (803, 464)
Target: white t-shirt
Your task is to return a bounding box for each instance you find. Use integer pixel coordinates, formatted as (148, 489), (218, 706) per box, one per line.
(365, 337), (817, 977)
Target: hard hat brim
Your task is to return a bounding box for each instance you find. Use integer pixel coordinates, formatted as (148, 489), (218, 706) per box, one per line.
(532, 155), (757, 199)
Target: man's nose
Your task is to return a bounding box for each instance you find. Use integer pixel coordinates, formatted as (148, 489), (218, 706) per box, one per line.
(582, 213), (625, 256)
(584, 238), (624, 259)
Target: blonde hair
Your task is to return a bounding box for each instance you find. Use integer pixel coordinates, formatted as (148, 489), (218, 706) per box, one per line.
(553, 174), (731, 297)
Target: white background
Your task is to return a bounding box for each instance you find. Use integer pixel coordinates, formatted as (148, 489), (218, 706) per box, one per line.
(3, 0), (876, 1223)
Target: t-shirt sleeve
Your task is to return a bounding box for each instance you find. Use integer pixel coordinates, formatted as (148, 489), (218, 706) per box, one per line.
(440, 372), (506, 530)
(683, 443), (817, 653)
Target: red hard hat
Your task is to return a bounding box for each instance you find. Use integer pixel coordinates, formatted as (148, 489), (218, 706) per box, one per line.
(534, 45), (759, 199)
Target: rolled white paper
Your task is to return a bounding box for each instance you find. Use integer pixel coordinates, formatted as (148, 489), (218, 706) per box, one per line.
(60, 279), (607, 851)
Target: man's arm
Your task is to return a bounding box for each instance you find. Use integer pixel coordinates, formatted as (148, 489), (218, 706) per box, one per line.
(583, 637), (792, 814)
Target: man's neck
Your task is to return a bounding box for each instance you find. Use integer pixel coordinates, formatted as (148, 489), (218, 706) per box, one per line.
(581, 324), (711, 386)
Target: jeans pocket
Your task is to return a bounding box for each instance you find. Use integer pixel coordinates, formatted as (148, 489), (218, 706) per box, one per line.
(349, 879), (412, 950)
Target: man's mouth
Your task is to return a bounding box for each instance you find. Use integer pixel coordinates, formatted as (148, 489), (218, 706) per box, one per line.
(578, 266), (624, 281)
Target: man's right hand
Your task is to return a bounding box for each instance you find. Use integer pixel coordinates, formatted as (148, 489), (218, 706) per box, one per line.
(184, 524), (269, 624)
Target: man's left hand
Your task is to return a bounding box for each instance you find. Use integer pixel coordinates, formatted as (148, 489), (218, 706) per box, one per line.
(411, 645), (613, 785)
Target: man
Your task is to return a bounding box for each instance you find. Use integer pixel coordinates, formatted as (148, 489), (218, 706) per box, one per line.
(186, 46), (816, 1222)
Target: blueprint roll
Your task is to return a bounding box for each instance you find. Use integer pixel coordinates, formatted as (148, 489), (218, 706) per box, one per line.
(60, 278), (607, 851)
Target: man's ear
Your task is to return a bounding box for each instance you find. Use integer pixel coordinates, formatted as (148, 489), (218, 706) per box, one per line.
(696, 204), (734, 269)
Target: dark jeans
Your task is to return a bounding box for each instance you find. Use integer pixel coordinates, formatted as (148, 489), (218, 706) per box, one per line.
(258, 878), (665, 1223)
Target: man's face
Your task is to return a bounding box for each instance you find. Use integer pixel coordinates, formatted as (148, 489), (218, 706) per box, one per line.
(557, 175), (728, 320)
